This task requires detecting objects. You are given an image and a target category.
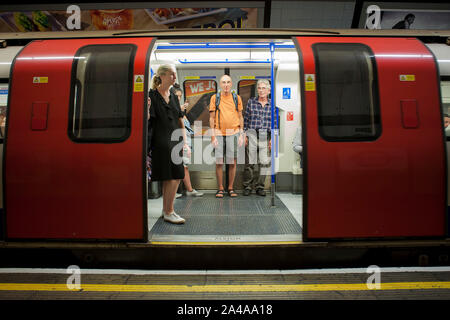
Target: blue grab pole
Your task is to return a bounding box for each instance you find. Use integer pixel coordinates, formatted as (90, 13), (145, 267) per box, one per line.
(270, 42), (276, 206)
(276, 107), (279, 158)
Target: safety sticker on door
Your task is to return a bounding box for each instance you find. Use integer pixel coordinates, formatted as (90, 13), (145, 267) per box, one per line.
(399, 74), (415, 82)
(33, 77), (48, 84)
(287, 111), (294, 121)
(305, 74), (315, 91)
(134, 75), (144, 92)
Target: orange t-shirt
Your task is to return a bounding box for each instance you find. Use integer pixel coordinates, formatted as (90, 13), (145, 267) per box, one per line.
(209, 93), (243, 136)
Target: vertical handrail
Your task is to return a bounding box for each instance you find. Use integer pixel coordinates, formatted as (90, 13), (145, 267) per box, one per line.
(270, 42), (276, 207)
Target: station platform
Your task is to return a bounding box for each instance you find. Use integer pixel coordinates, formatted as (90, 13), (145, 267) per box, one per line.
(0, 267), (449, 300)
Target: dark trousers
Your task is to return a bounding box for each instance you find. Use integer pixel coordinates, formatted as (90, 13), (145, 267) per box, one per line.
(243, 131), (271, 191)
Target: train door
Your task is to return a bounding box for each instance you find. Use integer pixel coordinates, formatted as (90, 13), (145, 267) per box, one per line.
(296, 36), (446, 240)
(426, 43), (450, 237)
(0, 46), (23, 240)
(4, 37), (153, 240)
(0, 77), (7, 241)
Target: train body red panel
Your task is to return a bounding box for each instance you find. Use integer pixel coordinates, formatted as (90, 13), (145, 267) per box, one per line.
(5, 38), (153, 240)
(297, 36), (445, 239)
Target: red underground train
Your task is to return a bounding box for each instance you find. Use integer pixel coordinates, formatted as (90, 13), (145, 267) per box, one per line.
(0, 29), (448, 268)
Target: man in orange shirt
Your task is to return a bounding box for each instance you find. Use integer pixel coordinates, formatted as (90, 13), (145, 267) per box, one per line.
(209, 75), (245, 198)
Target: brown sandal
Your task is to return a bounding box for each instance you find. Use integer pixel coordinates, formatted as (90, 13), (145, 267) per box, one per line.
(215, 190), (225, 198)
(227, 189), (238, 197)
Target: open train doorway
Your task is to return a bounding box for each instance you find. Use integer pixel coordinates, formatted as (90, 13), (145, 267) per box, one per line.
(147, 38), (303, 244)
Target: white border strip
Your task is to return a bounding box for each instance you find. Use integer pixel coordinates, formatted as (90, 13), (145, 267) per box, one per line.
(0, 267), (449, 275)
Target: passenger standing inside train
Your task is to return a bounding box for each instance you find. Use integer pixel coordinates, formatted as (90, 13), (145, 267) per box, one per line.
(444, 114), (450, 136)
(148, 65), (189, 224)
(209, 75), (245, 198)
(242, 79), (277, 196)
(0, 110), (5, 138)
(173, 86), (204, 197)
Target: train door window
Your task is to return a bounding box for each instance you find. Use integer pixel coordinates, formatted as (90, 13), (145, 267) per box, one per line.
(238, 79), (279, 130)
(0, 81), (7, 140)
(441, 76), (450, 139)
(238, 79), (272, 111)
(183, 79), (217, 132)
(69, 44), (136, 142)
(238, 79), (257, 111)
(313, 43), (381, 141)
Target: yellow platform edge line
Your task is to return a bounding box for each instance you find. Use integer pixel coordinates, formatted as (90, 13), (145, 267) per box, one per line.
(1, 282), (450, 293)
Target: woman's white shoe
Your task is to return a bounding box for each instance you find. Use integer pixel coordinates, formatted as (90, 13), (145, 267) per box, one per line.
(163, 211), (185, 224)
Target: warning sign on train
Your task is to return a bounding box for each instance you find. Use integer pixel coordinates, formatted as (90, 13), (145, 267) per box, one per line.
(399, 74), (415, 82)
(33, 77), (48, 84)
(134, 75), (144, 92)
(305, 74), (315, 91)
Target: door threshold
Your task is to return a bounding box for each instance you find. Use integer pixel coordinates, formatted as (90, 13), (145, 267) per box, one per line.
(148, 234), (302, 245)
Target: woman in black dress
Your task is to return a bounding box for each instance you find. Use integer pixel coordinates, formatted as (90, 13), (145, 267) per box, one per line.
(148, 65), (190, 224)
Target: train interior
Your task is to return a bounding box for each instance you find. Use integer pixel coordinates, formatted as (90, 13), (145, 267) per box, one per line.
(147, 38), (304, 243)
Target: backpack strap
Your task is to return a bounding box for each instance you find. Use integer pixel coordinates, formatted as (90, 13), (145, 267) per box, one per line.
(215, 91), (221, 108)
(215, 91), (221, 129)
(232, 92), (239, 112)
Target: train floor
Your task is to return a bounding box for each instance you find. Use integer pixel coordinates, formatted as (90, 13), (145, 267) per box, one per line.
(147, 191), (303, 243)
(0, 267), (449, 300)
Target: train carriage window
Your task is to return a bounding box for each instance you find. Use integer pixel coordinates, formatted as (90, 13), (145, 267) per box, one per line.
(441, 77), (450, 139)
(0, 81), (8, 140)
(183, 79), (217, 133)
(238, 79), (257, 112)
(313, 43), (381, 141)
(238, 79), (279, 131)
(69, 44), (136, 142)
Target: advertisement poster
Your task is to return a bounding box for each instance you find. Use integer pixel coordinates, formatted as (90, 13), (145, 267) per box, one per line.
(0, 8), (259, 32)
(379, 10), (450, 29)
(183, 80), (217, 132)
(362, 3), (450, 29)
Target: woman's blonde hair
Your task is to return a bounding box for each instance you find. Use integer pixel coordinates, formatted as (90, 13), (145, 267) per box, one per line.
(151, 64), (174, 90)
